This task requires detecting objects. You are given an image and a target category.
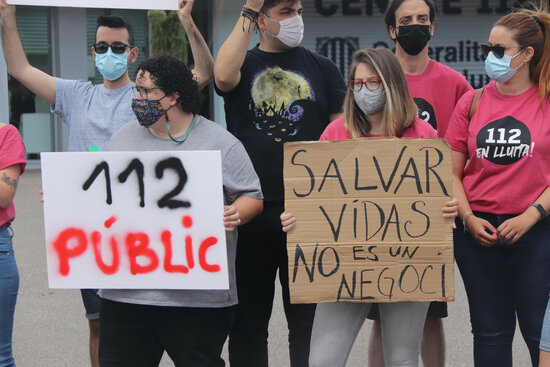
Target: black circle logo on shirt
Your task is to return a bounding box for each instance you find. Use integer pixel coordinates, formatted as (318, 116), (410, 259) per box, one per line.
(475, 116), (532, 165)
(414, 98), (437, 131)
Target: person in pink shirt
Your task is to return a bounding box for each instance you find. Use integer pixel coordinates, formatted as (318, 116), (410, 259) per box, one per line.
(369, 3), (472, 364)
(445, 5), (550, 366)
(281, 48), (458, 366)
(0, 122), (25, 367)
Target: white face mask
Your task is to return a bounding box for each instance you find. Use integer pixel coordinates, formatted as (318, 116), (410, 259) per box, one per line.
(264, 14), (304, 48)
(353, 87), (386, 116)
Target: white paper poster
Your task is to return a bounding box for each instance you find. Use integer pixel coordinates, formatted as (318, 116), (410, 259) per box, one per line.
(41, 151), (228, 290)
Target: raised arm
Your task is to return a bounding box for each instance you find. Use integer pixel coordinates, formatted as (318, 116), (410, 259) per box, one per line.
(214, 0), (263, 93)
(177, 0), (214, 90)
(0, 2), (56, 104)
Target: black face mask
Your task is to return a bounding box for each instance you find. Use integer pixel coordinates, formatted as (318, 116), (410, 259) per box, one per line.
(395, 24), (431, 56)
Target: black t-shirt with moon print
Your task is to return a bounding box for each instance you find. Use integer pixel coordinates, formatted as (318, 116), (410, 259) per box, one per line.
(216, 45), (346, 202)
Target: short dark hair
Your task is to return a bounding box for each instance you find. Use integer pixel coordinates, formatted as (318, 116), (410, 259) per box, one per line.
(136, 55), (202, 114)
(384, 0), (437, 29)
(261, 0), (301, 14)
(95, 15), (135, 46)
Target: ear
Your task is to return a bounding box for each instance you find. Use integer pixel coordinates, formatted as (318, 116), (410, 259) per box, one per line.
(430, 22), (435, 37)
(168, 91), (180, 107)
(257, 13), (267, 32)
(389, 25), (397, 41)
(522, 46), (535, 64)
(92, 47), (96, 59)
(129, 47), (139, 64)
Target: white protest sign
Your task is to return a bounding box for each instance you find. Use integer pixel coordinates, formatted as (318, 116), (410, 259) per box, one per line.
(41, 151), (228, 290)
(7, 0), (177, 10)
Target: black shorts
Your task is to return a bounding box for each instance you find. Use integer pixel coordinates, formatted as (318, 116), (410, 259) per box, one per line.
(366, 301), (448, 320)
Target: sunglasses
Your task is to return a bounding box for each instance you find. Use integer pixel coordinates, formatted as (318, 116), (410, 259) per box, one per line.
(93, 41), (132, 55)
(480, 44), (522, 59)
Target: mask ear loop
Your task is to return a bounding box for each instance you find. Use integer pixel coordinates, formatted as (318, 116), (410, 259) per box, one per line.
(262, 14), (279, 39)
(166, 114), (198, 144)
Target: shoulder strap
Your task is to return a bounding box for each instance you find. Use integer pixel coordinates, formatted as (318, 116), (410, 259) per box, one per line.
(468, 87), (485, 121)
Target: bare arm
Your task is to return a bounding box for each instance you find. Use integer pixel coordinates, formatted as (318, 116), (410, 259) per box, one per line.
(177, 0), (214, 90)
(223, 196), (263, 232)
(0, 2), (56, 104)
(496, 186), (550, 244)
(0, 164), (21, 208)
(214, 0), (263, 93)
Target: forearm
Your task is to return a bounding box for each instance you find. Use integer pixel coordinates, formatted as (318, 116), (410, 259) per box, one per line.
(233, 195), (263, 225)
(214, 11), (257, 93)
(1, 6), (56, 103)
(1, 6), (29, 78)
(524, 186), (550, 222)
(180, 16), (213, 90)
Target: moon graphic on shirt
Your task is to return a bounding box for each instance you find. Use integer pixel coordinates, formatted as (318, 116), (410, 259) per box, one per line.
(251, 68), (313, 112)
(250, 68), (314, 142)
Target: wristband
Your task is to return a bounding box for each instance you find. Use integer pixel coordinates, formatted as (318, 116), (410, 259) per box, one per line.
(242, 5), (260, 22)
(529, 203), (547, 218)
(462, 211), (474, 233)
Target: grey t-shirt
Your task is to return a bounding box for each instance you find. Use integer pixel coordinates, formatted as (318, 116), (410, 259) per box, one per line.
(99, 116), (263, 308)
(51, 78), (135, 152)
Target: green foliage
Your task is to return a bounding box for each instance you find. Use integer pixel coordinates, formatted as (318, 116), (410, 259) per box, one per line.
(147, 10), (189, 64)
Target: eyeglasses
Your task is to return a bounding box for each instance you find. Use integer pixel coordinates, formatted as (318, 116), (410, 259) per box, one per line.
(132, 86), (162, 100)
(93, 41), (132, 55)
(348, 78), (382, 92)
(480, 44), (522, 59)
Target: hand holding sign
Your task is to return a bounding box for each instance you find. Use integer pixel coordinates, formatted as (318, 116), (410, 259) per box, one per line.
(280, 211), (296, 233)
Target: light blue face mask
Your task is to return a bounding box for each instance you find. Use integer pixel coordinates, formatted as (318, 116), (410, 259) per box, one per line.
(95, 48), (128, 81)
(484, 50), (524, 83)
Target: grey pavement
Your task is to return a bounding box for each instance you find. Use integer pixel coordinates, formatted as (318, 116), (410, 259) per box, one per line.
(11, 170), (532, 366)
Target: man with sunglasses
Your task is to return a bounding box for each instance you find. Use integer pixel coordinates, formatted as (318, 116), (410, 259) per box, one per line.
(215, 0), (345, 365)
(0, 1), (213, 366)
(367, 1), (472, 366)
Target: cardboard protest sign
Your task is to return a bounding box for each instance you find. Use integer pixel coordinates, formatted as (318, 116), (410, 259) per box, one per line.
(7, 0), (177, 10)
(284, 138), (453, 303)
(41, 151), (228, 290)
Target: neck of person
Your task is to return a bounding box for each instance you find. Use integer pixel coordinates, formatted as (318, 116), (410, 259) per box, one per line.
(366, 111), (385, 135)
(395, 45), (430, 75)
(495, 66), (534, 96)
(103, 72), (133, 90)
(258, 33), (294, 53)
(148, 109), (196, 139)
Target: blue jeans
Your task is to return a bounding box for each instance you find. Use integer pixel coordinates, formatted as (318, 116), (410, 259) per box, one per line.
(0, 226), (19, 367)
(454, 213), (550, 367)
(309, 301), (429, 367)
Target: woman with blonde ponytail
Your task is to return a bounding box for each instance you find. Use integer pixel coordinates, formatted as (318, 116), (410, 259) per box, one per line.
(445, 3), (550, 366)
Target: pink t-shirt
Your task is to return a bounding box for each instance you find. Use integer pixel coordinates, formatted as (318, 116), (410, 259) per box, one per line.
(320, 117), (438, 141)
(445, 81), (550, 214)
(0, 124), (26, 227)
(406, 59), (472, 139)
